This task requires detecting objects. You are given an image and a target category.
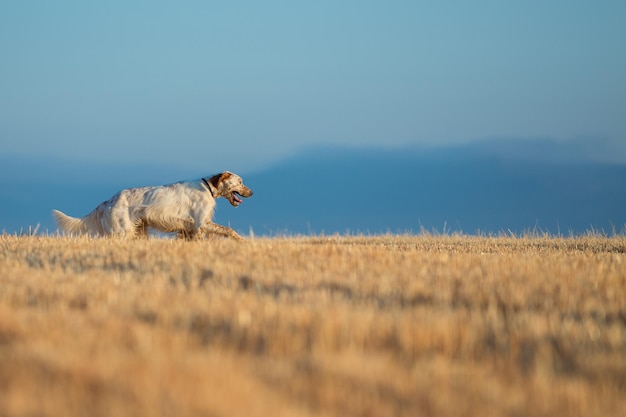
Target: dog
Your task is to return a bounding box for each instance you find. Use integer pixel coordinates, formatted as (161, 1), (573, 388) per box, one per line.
(52, 171), (253, 240)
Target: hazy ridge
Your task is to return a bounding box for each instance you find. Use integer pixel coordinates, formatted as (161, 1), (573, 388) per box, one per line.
(2, 138), (625, 235)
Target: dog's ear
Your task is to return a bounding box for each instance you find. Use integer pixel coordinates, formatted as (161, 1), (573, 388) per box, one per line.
(209, 173), (222, 189)
(204, 172), (233, 197)
(203, 174), (221, 197)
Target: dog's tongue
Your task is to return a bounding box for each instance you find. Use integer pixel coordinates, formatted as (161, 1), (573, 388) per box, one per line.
(234, 193), (243, 204)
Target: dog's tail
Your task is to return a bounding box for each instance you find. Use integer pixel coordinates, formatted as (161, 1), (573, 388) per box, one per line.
(52, 210), (89, 235)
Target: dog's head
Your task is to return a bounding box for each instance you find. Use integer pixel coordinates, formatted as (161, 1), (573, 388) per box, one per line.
(203, 172), (253, 207)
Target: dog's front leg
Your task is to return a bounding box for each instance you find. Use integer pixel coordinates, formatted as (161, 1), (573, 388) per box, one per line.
(197, 222), (244, 241)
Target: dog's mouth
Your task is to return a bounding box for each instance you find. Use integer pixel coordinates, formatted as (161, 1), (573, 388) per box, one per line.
(230, 192), (244, 207)
(228, 188), (253, 207)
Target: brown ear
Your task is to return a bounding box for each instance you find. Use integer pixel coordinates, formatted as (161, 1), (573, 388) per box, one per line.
(210, 172), (232, 188)
(204, 173), (224, 197)
(209, 173), (222, 189)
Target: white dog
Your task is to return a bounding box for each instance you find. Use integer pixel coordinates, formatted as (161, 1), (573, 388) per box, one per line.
(53, 171), (253, 240)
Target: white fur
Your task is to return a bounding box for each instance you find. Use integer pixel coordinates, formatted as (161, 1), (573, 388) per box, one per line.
(53, 172), (253, 240)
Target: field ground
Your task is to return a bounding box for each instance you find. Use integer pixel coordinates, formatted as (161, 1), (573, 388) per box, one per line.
(0, 234), (625, 416)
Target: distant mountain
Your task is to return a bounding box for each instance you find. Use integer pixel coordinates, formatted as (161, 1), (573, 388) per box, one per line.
(225, 141), (626, 235)
(2, 138), (625, 236)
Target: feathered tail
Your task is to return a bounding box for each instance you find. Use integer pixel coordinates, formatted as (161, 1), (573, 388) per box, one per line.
(52, 210), (89, 235)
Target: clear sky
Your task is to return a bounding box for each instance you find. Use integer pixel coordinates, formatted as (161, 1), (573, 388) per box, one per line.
(2, 0), (625, 173)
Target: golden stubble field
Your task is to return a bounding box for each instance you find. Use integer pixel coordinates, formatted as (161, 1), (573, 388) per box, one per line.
(0, 234), (624, 417)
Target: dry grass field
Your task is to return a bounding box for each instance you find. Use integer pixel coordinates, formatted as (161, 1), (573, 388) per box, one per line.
(0, 234), (624, 416)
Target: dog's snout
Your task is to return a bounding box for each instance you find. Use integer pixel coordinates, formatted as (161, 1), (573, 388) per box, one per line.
(241, 186), (253, 197)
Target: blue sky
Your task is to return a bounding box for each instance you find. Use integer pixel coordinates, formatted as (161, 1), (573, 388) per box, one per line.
(2, 0), (625, 173)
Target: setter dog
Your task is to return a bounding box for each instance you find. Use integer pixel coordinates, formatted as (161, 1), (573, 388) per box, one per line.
(53, 171), (253, 240)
